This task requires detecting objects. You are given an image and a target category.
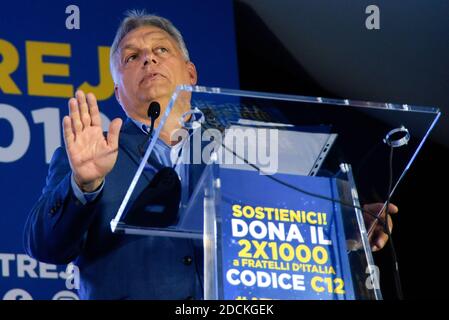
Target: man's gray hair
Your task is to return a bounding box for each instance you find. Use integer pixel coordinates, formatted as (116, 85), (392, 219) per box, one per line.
(110, 10), (190, 82)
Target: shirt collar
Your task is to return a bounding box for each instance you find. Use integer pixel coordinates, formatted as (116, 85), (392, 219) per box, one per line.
(130, 117), (152, 135)
(129, 108), (204, 148)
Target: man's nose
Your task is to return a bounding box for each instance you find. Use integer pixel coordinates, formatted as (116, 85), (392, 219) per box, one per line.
(143, 56), (157, 66)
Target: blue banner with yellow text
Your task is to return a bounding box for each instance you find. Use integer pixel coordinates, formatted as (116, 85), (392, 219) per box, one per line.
(219, 168), (355, 300)
(0, 0), (238, 300)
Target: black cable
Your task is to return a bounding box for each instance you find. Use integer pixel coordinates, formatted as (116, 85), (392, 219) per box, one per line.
(219, 142), (388, 231)
(219, 140), (404, 299)
(364, 146), (403, 299)
(161, 114), (398, 298)
(354, 141), (383, 177)
(383, 146), (404, 300)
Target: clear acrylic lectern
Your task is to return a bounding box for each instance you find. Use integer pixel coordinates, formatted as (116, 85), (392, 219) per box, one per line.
(110, 86), (440, 300)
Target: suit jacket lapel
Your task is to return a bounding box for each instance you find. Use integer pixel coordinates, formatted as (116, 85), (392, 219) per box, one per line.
(119, 118), (155, 183)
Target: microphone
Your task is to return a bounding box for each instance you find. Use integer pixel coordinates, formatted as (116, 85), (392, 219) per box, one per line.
(147, 101), (160, 136)
(137, 101), (161, 157)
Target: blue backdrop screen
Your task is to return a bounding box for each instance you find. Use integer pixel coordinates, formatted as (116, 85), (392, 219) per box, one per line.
(0, 0), (239, 300)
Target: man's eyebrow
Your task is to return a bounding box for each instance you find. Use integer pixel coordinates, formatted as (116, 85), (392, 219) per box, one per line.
(119, 37), (172, 52)
(119, 44), (139, 53)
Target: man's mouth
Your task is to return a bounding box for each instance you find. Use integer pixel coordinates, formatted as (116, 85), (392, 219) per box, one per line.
(141, 73), (165, 84)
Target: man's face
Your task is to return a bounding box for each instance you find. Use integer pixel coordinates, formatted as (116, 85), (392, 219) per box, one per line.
(114, 25), (197, 120)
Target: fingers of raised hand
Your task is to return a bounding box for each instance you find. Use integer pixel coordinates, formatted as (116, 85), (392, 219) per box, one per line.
(76, 90), (91, 128)
(86, 92), (102, 127)
(68, 96), (82, 134)
(68, 90), (102, 134)
(107, 118), (123, 149)
(62, 115), (74, 148)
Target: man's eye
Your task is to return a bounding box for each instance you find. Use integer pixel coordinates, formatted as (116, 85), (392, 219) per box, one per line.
(125, 54), (137, 63)
(155, 47), (168, 54)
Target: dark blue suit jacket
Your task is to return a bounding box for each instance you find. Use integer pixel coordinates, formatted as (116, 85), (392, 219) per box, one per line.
(23, 118), (204, 300)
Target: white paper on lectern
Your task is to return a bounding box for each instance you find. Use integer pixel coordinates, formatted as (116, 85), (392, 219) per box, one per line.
(219, 120), (337, 176)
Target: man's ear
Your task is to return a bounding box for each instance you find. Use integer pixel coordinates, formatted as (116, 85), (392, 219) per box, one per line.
(186, 62), (197, 85)
(114, 84), (121, 104)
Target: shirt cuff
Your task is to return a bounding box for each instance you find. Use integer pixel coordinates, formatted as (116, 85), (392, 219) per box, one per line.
(70, 173), (104, 205)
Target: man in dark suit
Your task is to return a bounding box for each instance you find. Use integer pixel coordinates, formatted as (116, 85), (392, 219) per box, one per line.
(23, 11), (202, 300)
(23, 10), (397, 300)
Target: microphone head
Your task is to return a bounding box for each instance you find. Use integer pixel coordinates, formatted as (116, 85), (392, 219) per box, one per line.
(147, 101), (161, 120)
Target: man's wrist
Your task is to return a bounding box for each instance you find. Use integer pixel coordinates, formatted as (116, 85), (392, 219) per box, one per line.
(70, 174), (104, 205)
(74, 175), (104, 193)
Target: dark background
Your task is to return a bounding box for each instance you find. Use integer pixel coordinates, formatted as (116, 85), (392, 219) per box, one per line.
(233, 1), (449, 299)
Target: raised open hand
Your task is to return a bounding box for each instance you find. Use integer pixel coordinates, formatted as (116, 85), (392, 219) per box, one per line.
(63, 90), (122, 192)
